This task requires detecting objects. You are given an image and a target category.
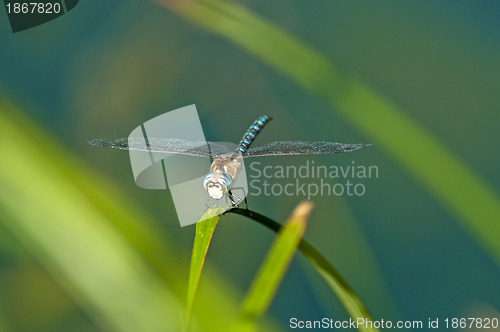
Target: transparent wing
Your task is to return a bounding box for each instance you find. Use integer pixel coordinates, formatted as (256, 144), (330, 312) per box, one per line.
(243, 141), (371, 158)
(88, 138), (233, 158)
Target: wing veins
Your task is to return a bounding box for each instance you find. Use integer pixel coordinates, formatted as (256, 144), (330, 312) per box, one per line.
(242, 141), (371, 158)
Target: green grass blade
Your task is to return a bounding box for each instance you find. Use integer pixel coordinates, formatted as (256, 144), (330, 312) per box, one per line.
(231, 201), (313, 332)
(0, 100), (182, 332)
(186, 208), (225, 325)
(155, 0), (500, 267)
(231, 208), (379, 332)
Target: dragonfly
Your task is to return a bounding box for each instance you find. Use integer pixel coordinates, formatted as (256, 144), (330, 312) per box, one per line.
(88, 115), (370, 208)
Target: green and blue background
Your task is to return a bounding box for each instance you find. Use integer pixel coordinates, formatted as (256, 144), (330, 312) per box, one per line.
(1, 1), (499, 331)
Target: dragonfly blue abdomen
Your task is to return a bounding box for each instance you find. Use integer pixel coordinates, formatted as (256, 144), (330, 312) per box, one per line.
(237, 115), (271, 154)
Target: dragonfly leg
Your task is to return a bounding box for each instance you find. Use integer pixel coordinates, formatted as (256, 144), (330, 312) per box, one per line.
(222, 189), (251, 216)
(231, 187), (249, 211)
(222, 190), (240, 216)
(205, 196), (219, 208)
(204, 197), (211, 208)
(227, 190), (239, 207)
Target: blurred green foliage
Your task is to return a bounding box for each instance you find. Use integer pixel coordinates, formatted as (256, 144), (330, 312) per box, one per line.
(232, 202), (312, 332)
(1, 0), (500, 331)
(0, 101), (279, 331)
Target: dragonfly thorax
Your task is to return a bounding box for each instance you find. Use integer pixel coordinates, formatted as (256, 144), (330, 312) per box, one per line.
(203, 171), (232, 199)
(203, 155), (243, 199)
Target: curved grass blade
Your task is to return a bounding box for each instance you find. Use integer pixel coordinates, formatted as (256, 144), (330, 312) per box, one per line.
(231, 208), (379, 332)
(154, 0), (500, 267)
(186, 207), (225, 326)
(231, 201), (312, 332)
(0, 100), (183, 332)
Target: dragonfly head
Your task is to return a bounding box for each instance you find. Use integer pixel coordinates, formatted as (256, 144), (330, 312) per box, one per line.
(203, 171), (232, 200)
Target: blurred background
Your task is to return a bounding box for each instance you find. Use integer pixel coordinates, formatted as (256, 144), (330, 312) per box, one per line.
(1, 0), (500, 331)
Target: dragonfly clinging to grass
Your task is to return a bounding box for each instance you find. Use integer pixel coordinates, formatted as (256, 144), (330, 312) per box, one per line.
(89, 115), (370, 210)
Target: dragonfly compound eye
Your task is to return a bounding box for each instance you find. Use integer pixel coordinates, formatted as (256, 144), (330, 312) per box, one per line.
(203, 171), (232, 200)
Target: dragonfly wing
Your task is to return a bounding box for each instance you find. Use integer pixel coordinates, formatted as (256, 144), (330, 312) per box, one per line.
(88, 138), (232, 158)
(243, 141), (371, 158)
